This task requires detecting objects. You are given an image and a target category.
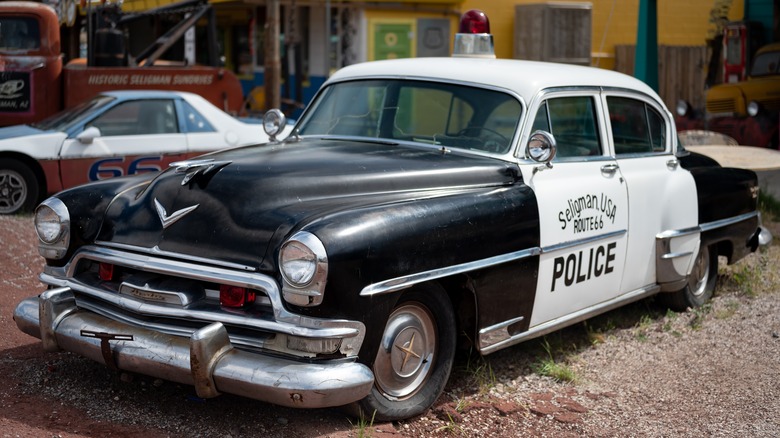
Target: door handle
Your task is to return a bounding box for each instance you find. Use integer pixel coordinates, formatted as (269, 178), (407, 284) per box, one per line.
(601, 163), (619, 175)
(667, 159), (679, 170)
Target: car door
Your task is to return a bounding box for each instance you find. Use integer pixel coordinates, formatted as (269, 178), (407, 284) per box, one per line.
(58, 98), (188, 188)
(601, 92), (699, 294)
(517, 90), (629, 327)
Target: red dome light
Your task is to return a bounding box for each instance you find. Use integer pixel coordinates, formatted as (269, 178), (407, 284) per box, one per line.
(459, 10), (490, 34)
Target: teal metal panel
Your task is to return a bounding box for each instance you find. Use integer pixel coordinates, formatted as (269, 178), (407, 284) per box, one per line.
(745, 0), (775, 43)
(634, 0), (659, 91)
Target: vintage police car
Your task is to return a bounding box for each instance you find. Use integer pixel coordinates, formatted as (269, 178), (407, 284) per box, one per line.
(0, 90), (274, 215)
(14, 11), (770, 421)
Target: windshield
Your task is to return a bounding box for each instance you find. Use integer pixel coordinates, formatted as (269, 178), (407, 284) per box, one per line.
(750, 50), (780, 77)
(0, 17), (40, 51)
(32, 95), (115, 132)
(297, 79), (522, 155)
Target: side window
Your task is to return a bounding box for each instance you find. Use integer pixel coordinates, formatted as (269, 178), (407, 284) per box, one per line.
(181, 101), (216, 133)
(607, 96), (667, 155)
(532, 96), (601, 158)
(89, 100), (178, 136)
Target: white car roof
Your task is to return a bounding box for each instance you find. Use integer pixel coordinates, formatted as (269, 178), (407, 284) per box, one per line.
(327, 57), (663, 106)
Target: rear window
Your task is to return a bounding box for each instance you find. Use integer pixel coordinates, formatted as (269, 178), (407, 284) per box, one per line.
(0, 17), (40, 51)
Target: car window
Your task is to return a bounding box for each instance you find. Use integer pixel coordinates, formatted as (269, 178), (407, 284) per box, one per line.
(88, 100), (178, 136)
(607, 97), (666, 155)
(532, 96), (601, 158)
(297, 79), (521, 154)
(181, 100), (216, 133)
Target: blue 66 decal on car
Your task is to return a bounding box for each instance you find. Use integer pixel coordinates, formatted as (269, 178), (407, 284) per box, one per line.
(558, 193), (618, 233)
(89, 156), (163, 181)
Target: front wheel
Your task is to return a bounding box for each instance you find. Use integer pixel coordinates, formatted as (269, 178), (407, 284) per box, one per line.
(0, 159), (40, 215)
(660, 245), (718, 311)
(350, 284), (456, 422)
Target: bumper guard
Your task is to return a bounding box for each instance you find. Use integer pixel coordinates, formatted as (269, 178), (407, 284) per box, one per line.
(13, 287), (374, 408)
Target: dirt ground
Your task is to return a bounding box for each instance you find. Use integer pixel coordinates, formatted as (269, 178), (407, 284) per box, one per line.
(1, 213), (779, 437)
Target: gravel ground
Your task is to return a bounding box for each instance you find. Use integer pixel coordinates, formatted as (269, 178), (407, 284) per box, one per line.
(1, 214), (779, 437)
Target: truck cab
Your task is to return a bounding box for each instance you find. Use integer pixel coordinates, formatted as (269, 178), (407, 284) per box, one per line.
(0, 1), (63, 126)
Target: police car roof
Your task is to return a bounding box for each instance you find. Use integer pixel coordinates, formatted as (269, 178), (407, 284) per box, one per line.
(327, 57), (662, 105)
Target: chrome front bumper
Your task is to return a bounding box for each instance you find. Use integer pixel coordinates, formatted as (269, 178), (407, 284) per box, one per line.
(13, 287), (374, 408)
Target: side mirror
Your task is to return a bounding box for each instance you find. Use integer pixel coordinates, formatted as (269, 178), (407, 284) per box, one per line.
(527, 130), (556, 164)
(263, 109), (287, 142)
(76, 126), (101, 145)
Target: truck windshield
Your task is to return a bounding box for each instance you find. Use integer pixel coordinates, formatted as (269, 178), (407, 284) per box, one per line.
(0, 17), (40, 51)
(296, 79), (522, 155)
(32, 95), (116, 132)
(751, 51), (780, 77)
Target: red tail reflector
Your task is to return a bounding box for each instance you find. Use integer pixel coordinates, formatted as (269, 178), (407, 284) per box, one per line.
(220, 285), (256, 308)
(99, 263), (114, 281)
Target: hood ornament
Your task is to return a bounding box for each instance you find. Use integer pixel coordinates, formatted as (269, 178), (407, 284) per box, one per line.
(169, 159), (232, 186)
(154, 198), (198, 229)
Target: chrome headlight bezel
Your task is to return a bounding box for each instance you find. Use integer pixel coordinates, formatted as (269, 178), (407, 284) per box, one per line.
(279, 231), (328, 307)
(34, 197), (70, 260)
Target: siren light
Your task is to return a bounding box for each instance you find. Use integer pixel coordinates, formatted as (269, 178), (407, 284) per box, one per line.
(453, 10), (495, 58)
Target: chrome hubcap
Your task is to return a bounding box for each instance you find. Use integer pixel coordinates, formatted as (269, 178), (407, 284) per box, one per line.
(373, 303), (436, 399)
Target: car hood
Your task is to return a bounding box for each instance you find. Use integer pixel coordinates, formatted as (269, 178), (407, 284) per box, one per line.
(0, 124), (48, 140)
(96, 139), (520, 268)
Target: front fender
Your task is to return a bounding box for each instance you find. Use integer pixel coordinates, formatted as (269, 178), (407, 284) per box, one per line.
(297, 183), (541, 359)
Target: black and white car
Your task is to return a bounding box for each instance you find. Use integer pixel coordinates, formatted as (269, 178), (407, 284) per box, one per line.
(14, 10), (770, 421)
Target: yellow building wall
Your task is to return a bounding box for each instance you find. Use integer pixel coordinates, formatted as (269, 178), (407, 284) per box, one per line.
(459, 0), (745, 69)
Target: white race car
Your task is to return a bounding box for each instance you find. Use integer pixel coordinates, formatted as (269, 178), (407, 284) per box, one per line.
(0, 90), (276, 214)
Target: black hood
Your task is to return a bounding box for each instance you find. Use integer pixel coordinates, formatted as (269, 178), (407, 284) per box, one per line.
(97, 139), (520, 268)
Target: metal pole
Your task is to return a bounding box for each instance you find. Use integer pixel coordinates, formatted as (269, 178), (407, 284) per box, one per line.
(265, 0), (281, 110)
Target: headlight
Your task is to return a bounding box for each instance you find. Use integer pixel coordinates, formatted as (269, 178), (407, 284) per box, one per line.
(676, 99), (690, 117)
(34, 198), (70, 259)
(279, 231), (327, 306)
(747, 101), (760, 117)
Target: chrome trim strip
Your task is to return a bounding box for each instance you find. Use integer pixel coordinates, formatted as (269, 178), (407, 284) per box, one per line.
(479, 284), (660, 354)
(699, 211), (758, 233)
(360, 247), (542, 297)
(541, 229), (627, 254)
(656, 226), (700, 240)
(360, 230), (627, 297)
(94, 240), (256, 271)
(661, 251), (694, 260)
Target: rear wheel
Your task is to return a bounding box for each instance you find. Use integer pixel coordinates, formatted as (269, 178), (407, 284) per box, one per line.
(660, 245), (718, 311)
(0, 159), (39, 215)
(350, 284), (456, 421)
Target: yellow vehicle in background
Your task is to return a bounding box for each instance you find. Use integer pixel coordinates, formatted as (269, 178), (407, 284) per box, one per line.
(704, 42), (780, 148)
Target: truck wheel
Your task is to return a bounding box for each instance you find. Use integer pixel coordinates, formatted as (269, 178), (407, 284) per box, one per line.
(660, 245), (718, 311)
(352, 284), (456, 422)
(0, 159), (39, 215)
